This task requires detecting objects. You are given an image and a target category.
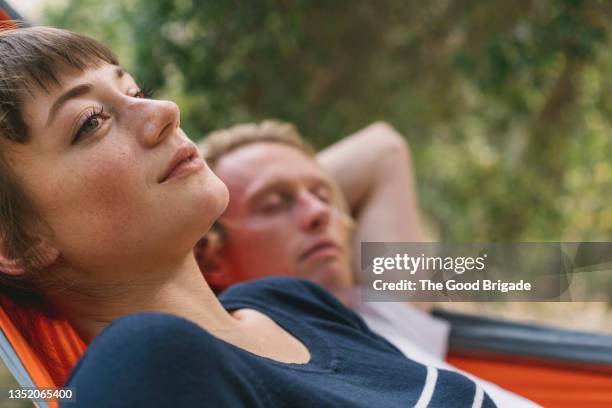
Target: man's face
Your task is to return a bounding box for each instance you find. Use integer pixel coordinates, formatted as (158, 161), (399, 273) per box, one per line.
(213, 142), (353, 292)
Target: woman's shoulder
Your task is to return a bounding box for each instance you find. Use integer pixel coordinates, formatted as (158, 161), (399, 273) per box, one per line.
(67, 312), (270, 406)
(219, 277), (367, 330)
(220, 276), (331, 300)
(220, 276), (342, 311)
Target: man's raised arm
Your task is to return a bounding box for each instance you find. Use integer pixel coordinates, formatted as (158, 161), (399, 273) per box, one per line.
(317, 122), (428, 278)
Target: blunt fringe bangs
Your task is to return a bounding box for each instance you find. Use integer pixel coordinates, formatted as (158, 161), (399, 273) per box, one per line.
(0, 26), (118, 142)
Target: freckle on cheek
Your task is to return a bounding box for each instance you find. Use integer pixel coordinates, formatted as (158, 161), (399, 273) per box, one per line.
(82, 158), (142, 233)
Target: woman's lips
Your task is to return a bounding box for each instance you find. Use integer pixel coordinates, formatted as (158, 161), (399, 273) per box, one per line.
(159, 145), (204, 183)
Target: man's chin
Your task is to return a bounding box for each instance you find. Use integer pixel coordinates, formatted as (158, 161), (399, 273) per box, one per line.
(301, 264), (352, 292)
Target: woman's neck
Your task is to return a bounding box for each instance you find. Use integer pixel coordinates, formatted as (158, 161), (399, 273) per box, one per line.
(47, 256), (237, 343)
(44, 255), (311, 364)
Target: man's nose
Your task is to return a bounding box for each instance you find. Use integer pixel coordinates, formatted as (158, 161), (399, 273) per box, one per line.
(299, 191), (331, 232)
(130, 99), (181, 147)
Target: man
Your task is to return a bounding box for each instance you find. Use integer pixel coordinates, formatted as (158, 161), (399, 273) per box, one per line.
(197, 120), (536, 407)
(197, 121), (423, 283)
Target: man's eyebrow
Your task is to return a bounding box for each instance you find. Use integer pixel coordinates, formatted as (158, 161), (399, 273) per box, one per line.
(246, 176), (333, 206)
(46, 66), (125, 126)
(246, 180), (288, 206)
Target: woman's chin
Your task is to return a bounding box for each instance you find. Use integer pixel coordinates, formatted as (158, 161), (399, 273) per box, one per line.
(215, 179), (230, 215)
(207, 176), (230, 219)
(190, 176), (229, 230)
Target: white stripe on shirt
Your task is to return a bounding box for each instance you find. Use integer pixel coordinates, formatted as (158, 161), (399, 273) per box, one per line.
(414, 366), (438, 408)
(472, 383), (484, 408)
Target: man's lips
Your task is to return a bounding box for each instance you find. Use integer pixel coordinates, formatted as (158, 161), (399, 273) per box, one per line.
(300, 240), (341, 262)
(158, 144), (203, 183)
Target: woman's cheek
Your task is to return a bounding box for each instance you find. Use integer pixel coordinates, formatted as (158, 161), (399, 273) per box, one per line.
(51, 153), (144, 238)
(84, 155), (144, 225)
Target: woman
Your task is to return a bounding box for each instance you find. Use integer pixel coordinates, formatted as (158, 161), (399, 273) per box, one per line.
(0, 26), (496, 407)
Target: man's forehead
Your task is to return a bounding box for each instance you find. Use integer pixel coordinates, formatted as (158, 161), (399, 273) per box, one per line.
(214, 142), (326, 198)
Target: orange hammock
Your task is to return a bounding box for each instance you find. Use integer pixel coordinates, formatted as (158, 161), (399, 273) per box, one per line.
(2, 300), (612, 407)
(449, 353), (612, 408)
(434, 309), (612, 408)
(0, 295), (85, 408)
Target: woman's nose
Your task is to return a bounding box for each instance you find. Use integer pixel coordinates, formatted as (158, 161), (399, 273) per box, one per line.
(130, 99), (181, 147)
(299, 192), (331, 232)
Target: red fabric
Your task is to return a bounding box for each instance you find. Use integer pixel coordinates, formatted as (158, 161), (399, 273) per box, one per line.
(448, 353), (612, 408)
(0, 9), (17, 26)
(0, 295), (86, 387)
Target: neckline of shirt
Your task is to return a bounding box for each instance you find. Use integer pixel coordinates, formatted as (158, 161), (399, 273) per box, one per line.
(220, 295), (340, 373)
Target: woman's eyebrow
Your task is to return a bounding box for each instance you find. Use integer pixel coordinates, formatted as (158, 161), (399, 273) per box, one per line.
(46, 67), (125, 126)
(46, 83), (93, 126)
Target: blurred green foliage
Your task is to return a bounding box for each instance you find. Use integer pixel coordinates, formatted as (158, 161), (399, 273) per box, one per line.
(45, 0), (612, 241)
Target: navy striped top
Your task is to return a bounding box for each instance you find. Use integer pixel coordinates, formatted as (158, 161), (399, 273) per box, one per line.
(216, 277), (497, 407)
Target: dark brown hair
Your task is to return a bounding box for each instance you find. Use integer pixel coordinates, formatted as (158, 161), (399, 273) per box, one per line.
(0, 25), (118, 284)
(0, 25), (119, 381)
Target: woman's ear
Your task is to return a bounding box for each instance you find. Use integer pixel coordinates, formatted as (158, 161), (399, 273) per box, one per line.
(194, 229), (237, 292)
(0, 239), (59, 276)
(0, 249), (26, 276)
(27, 241), (60, 270)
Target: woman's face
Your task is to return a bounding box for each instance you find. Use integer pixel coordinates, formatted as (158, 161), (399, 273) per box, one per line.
(4, 63), (228, 277)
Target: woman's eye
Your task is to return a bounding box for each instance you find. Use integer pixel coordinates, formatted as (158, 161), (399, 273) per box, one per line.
(73, 108), (108, 143)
